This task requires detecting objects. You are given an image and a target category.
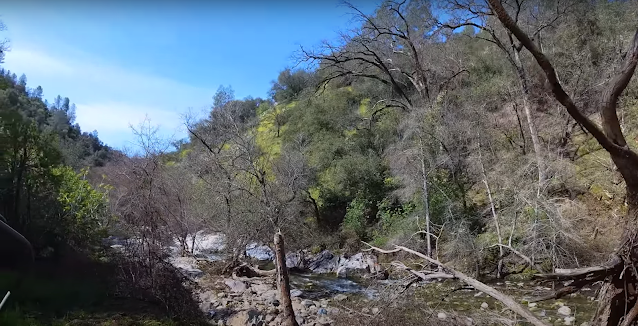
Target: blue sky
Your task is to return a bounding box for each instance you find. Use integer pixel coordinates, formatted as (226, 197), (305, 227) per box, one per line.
(1, 0), (380, 150)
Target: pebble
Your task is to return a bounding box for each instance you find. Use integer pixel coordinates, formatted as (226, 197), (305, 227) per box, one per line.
(372, 307), (379, 314)
(564, 316), (576, 325)
(480, 302), (488, 309)
(557, 306), (572, 316)
(437, 312), (447, 320)
(333, 294), (348, 301)
(528, 302), (537, 308)
(318, 308), (328, 315)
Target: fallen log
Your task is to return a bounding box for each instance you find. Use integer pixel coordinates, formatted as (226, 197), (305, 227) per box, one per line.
(533, 255), (623, 282)
(232, 263), (276, 278)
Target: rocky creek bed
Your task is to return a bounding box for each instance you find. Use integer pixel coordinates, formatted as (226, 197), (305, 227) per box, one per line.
(105, 233), (600, 325)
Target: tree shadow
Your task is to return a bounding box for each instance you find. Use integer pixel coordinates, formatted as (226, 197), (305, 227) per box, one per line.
(0, 247), (207, 325)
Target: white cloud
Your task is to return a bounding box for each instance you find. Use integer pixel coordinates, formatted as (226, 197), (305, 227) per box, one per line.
(2, 44), (211, 149)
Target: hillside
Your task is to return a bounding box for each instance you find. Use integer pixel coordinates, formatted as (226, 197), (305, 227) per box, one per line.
(3, 1), (638, 325)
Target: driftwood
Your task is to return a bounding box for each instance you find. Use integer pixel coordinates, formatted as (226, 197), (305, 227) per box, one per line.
(533, 256), (623, 282)
(364, 242), (550, 326)
(275, 231), (299, 326)
(232, 263), (276, 279)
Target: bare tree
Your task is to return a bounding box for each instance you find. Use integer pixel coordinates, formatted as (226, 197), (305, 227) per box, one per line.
(441, 0), (576, 195)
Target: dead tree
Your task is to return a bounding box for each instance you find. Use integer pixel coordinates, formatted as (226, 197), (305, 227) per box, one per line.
(487, 1), (638, 325)
(274, 231), (298, 326)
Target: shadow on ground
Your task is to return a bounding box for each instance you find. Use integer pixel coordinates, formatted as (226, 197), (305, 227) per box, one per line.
(0, 248), (207, 326)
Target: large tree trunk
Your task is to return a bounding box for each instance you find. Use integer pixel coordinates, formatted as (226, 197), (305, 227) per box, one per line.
(593, 160), (638, 326)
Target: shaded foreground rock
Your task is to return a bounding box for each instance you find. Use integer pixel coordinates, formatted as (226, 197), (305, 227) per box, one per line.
(196, 277), (337, 326)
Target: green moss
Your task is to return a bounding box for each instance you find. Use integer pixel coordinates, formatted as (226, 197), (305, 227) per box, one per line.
(358, 98), (371, 117)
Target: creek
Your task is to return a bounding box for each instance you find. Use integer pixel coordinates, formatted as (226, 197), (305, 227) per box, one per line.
(288, 272), (598, 325)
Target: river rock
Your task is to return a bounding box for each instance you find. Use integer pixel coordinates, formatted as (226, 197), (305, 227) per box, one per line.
(169, 256), (204, 279)
(224, 279), (248, 293)
(558, 306), (572, 316)
(246, 242), (275, 261)
(481, 302), (488, 309)
(227, 310), (249, 326)
(335, 253), (383, 278)
(286, 251), (308, 271)
(290, 289), (303, 297)
(316, 316), (333, 325)
(308, 250), (339, 273)
(564, 316), (576, 325)
(333, 294), (348, 301)
(437, 312), (447, 320)
(180, 231), (226, 258)
(261, 289), (278, 303)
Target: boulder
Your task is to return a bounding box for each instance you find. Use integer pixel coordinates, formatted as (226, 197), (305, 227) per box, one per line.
(286, 251), (307, 271)
(308, 250), (338, 273)
(246, 242), (275, 261)
(169, 256), (204, 279)
(178, 231), (226, 258)
(224, 279), (248, 293)
(335, 253), (384, 278)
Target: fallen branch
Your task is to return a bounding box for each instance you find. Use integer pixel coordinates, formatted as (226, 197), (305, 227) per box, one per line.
(364, 242), (550, 326)
(391, 261), (454, 281)
(528, 279), (590, 303)
(488, 243), (545, 273)
(533, 255), (622, 282)
(232, 263), (276, 279)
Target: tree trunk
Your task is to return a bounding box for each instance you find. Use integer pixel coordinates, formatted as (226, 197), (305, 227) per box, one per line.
(274, 231), (299, 326)
(513, 51), (545, 193)
(478, 136), (504, 278)
(592, 159), (638, 326)
(419, 138), (432, 258)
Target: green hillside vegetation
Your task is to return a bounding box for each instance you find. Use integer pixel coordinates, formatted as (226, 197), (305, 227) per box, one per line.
(3, 0), (638, 324)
